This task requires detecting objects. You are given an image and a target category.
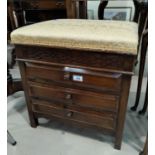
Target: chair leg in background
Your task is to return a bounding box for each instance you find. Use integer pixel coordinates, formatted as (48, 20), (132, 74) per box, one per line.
(131, 30), (148, 111)
(139, 82), (148, 115)
(7, 131), (17, 145)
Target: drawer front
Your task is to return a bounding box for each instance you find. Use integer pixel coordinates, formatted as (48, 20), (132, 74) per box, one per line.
(29, 83), (119, 112)
(26, 63), (122, 91)
(32, 100), (116, 130)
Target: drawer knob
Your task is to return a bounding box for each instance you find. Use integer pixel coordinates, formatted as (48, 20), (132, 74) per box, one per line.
(65, 94), (72, 100)
(64, 72), (70, 80)
(66, 111), (73, 117)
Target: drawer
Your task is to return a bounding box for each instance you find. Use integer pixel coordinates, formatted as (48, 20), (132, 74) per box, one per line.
(29, 83), (119, 112)
(32, 100), (116, 130)
(26, 63), (122, 92)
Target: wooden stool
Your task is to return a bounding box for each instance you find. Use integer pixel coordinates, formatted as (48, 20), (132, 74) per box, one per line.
(11, 19), (138, 149)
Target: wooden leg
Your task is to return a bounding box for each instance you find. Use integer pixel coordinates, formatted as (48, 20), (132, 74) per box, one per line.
(7, 63), (14, 95)
(7, 62), (23, 95)
(135, 59), (139, 66)
(131, 55), (145, 111)
(98, 1), (109, 19)
(12, 79), (23, 93)
(30, 115), (38, 128)
(115, 75), (132, 150)
(79, 1), (87, 19)
(18, 61), (38, 128)
(139, 82), (148, 115)
(11, 48), (16, 68)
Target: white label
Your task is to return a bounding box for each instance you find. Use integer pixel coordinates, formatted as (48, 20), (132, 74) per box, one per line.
(72, 75), (83, 82)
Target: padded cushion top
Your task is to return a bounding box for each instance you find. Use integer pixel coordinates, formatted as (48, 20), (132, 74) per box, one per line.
(11, 19), (138, 55)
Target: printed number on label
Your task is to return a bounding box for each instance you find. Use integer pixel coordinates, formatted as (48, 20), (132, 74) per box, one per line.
(72, 75), (83, 82)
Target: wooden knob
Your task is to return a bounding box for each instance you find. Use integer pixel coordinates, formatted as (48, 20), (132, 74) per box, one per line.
(66, 111), (73, 117)
(64, 72), (70, 80)
(65, 94), (72, 99)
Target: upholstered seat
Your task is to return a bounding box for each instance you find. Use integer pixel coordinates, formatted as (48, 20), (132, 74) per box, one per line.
(11, 19), (138, 55)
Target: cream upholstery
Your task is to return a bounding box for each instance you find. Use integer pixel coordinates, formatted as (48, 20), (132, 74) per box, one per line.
(11, 19), (138, 55)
